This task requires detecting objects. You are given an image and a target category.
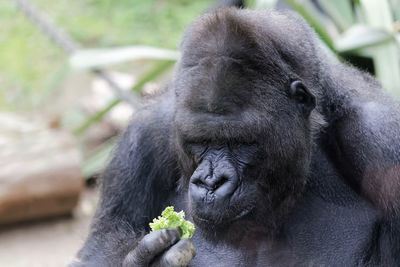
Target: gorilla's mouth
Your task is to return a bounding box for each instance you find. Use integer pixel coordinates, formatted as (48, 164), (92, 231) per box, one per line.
(191, 201), (255, 227)
(232, 206), (254, 220)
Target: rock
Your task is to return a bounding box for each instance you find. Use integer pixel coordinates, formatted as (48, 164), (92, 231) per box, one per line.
(0, 113), (83, 225)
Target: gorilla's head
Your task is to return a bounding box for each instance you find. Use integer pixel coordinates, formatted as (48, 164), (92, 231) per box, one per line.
(172, 8), (324, 232)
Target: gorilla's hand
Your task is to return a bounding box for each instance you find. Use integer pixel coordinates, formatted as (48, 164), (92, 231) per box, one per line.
(123, 228), (196, 267)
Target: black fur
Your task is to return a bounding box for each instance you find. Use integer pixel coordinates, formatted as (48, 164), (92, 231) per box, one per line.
(73, 8), (400, 267)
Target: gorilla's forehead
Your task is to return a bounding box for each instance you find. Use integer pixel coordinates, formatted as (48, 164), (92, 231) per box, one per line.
(179, 8), (315, 71)
(175, 56), (289, 116)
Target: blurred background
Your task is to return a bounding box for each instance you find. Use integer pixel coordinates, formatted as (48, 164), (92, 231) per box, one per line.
(0, 0), (399, 266)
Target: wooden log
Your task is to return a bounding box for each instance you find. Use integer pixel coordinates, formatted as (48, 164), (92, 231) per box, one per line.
(0, 113), (83, 225)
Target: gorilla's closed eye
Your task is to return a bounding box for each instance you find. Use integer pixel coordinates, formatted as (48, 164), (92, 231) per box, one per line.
(289, 80), (316, 116)
(185, 143), (208, 161)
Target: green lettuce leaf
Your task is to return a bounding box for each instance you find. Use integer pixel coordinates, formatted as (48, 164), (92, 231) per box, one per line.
(149, 206), (195, 239)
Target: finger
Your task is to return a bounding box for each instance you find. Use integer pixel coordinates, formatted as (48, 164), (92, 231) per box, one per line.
(157, 239), (196, 267)
(123, 228), (181, 267)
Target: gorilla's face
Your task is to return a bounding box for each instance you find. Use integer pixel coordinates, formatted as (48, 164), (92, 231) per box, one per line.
(173, 9), (318, 230)
(174, 94), (313, 229)
(173, 66), (316, 228)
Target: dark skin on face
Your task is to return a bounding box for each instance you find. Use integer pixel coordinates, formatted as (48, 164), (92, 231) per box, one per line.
(72, 7), (400, 267)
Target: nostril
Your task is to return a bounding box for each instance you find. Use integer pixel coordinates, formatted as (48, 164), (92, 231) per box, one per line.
(191, 177), (206, 188)
(213, 176), (228, 190)
(193, 179), (205, 188)
(191, 175), (229, 191)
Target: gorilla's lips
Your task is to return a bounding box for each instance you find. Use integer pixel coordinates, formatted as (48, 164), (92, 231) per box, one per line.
(190, 200), (255, 227)
(189, 179), (255, 226)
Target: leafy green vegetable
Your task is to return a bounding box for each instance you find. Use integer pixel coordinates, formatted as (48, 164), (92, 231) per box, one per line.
(149, 206), (195, 239)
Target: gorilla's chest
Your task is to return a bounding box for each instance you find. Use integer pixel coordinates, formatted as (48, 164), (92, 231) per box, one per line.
(175, 188), (379, 267)
(188, 237), (278, 267)
(170, 150), (380, 266)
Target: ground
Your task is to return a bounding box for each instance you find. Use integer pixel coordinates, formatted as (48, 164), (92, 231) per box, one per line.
(0, 188), (98, 267)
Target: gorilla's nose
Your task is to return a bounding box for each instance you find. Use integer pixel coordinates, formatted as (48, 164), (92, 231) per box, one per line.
(190, 161), (239, 201)
(193, 172), (229, 191)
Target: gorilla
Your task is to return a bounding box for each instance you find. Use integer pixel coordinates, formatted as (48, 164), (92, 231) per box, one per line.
(72, 6), (400, 267)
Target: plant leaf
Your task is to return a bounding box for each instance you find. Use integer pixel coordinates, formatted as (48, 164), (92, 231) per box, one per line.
(390, 0), (400, 20)
(335, 24), (393, 53)
(247, 0), (278, 9)
(69, 46), (180, 70)
(73, 60), (174, 135)
(318, 0), (354, 31)
(360, 0), (400, 97)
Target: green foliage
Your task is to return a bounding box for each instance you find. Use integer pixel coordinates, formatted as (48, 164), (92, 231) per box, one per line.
(358, 0), (400, 96)
(273, 0), (400, 97)
(0, 0), (212, 109)
(149, 206), (195, 239)
(0, 2), (64, 109)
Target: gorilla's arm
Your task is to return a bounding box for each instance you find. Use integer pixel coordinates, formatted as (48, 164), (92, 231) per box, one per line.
(320, 62), (400, 263)
(320, 63), (400, 211)
(72, 93), (183, 266)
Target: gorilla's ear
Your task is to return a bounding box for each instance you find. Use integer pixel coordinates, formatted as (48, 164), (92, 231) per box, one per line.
(289, 81), (316, 117)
